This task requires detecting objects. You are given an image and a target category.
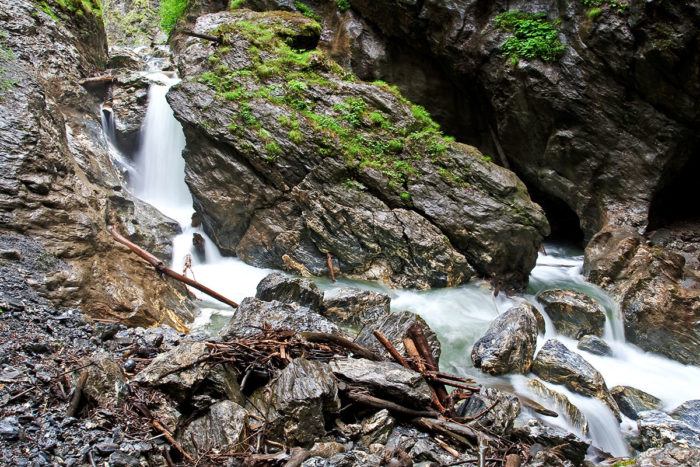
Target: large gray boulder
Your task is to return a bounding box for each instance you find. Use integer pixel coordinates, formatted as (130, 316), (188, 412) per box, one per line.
(321, 287), (390, 330)
(610, 386), (662, 420)
(329, 357), (432, 408)
(255, 272), (323, 311)
(577, 335), (612, 357)
(471, 303), (539, 375)
(355, 311), (440, 363)
(179, 400), (248, 456)
(537, 289), (606, 339)
(218, 297), (343, 340)
(532, 339), (619, 418)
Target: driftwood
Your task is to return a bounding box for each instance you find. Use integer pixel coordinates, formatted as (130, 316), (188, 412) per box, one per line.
(407, 323), (449, 406)
(373, 330), (411, 368)
(108, 225), (239, 308)
(79, 75), (115, 86)
(346, 391), (440, 419)
(326, 252), (336, 282)
(300, 332), (380, 361)
(181, 29), (223, 43)
(152, 419), (195, 463)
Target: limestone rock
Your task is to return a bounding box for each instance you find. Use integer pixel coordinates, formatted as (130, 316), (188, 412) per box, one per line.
(255, 272), (323, 310)
(471, 303), (539, 375)
(329, 357), (432, 408)
(537, 289), (606, 339)
(577, 335), (612, 357)
(532, 339), (619, 418)
(610, 386), (662, 420)
(355, 311), (440, 364)
(179, 400), (248, 456)
(321, 287), (390, 330)
(219, 297), (343, 340)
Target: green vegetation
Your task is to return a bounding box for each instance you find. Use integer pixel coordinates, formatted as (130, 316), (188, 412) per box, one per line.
(493, 10), (566, 61)
(0, 33), (17, 97)
(294, 1), (320, 21)
(588, 7), (603, 19)
(582, 0), (628, 12)
(160, 0), (189, 34)
(336, 0), (351, 12)
(230, 0), (245, 9)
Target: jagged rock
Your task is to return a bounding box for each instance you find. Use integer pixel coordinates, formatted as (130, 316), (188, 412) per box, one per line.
(218, 297), (343, 340)
(471, 303), (539, 375)
(537, 289), (606, 339)
(321, 287), (390, 330)
(637, 407), (700, 450)
(610, 386), (662, 420)
(511, 419), (589, 465)
(637, 443), (700, 466)
(134, 341), (242, 403)
(0, 417), (21, 440)
(255, 272), (323, 311)
(329, 357), (432, 408)
(359, 410), (395, 447)
(309, 441), (346, 458)
(527, 379), (588, 436)
(270, 358), (341, 446)
(456, 387), (520, 436)
(179, 400), (248, 456)
(385, 426), (460, 465)
(168, 9), (549, 290)
(577, 335), (612, 356)
(302, 450), (385, 467)
(585, 227), (700, 365)
(73, 351), (128, 408)
(355, 311), (440, 363)
(532, 339), (619, 418)
(670, 400), (700, 429)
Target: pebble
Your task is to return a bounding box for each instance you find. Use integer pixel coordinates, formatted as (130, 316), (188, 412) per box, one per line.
(123, 359), (136, 372)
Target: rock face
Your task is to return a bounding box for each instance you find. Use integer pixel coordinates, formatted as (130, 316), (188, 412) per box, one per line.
(537, 289), (606, 339)
(355, 311), (440, 363)
(0, 0), (194, 331)
(585, 227), (700, 364)
(218, 297), (343, 340)
(321, 287), (390, 329)
(318, 0), (700, 240)
(471, 303), (539, 375)
(637, 408), (700, 450)
(610, 386), (661, 421)
(167, 10), (549, 290)
(532, 339), (619, 418)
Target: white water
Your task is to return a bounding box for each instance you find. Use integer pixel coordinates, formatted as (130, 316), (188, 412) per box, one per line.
(116, 74), (700, 458)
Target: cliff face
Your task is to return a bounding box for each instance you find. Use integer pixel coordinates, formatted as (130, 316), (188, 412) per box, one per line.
(167, 10), (549, 290)
(0, 0), (193, 330)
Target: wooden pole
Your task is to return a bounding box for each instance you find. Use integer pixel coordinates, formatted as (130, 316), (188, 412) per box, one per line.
(108, 225), (239, 308)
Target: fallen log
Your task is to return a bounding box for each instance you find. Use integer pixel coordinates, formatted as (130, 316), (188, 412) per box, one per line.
(300, 332), (381, 361)
(346, 391), (440, 419)
(108, 225), (239, 309)
(326, 252), (336, 282)
(79, 75), (115, 86)
(407, 323), (449, 406)
(181, 29), (223, 43)
(413, 417), (487, 445)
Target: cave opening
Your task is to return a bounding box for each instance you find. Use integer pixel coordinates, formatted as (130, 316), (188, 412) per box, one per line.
(528, 186), (585, 248)
(647, 150), (700, 230)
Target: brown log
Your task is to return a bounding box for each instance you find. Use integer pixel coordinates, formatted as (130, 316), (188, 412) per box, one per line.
(152, 419), (195, 463)
(284, 447), (311, 467)
(326, 252), (336, 282)
(300, 332), (381, 361)
(373, 330), (410, 368)
(430, 376), (480, 392)
(108, 225), (239, 308)
(66, 370), (89, 417)
(346, 391), (440, 418)
(402, 337), (425, 372)
(407, 323), (449, 406)
(425, 370), (476, 384)
(182, 29), (223, 43)
(79, 75), (115, 86)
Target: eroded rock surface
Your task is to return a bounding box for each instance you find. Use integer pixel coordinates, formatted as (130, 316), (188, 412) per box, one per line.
(537, 289), (606, 339)
(321, 287), (390, 329)
(255, 272), (324, 311)
(611, 386), (662, 421)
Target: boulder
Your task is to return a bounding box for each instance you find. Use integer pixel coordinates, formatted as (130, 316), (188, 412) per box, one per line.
(218, 297), (343, 340)
(577, 335), (612, 357)
(610, 386), (662, 420)
(329, 357), (432, 408)
(321, 287), (390, 330)
(456, 387), (520, 436)
(670, 400), (700, 429)
(355, 311), (440, 363)
(527, 379), (588, 436)
(309, 442), (346, 458)
(179, 400), (248, 456)
(536, 289), (606, 339)
(637, 408), (700, 450)
(471, 303), (539, 375)
(511, 419), (589, 465)
(359, 410), (395, 447)
(73, 351), (127, 408)
(270, 358), (341, 446)
(255, 272), (323, 311)
(532, 339), (619, 418)
(637, 443), (700, 466)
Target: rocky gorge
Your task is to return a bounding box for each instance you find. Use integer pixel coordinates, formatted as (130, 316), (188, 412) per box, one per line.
(1, 0), (699, 466)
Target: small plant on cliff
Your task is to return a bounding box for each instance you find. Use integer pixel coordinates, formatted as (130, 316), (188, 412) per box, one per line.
(493, 10), (566, 61)
(160, 0), (189, 34)
(294, 1), (320, 21)
(0, 33), (17, 97)
(336, 0), (351, 12)
(582, 0), (628, 13)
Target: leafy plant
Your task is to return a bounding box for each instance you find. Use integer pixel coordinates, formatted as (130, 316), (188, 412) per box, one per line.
(294, 1), (320, 21)
(230, 0), (245, 9)
(588, 7), (603, 19)
(160, 0), (189, 34)
(336, 0), (351, 12)
(493, 10), (566, 61)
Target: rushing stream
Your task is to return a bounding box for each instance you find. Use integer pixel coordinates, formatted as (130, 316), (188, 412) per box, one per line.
(105, 72), (700, 458)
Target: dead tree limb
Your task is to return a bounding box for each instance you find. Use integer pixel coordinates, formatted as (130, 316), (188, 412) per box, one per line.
(326, 253), (336, 282)
(300, 332), (381, 361)
(373, 330), (411, 369)
(407, 323), (449, 406)
(108, 225), (239, 309)
(79, 75), (115, 86)
(181, 29), (223, 43)
(152, 419), (195, 463)
(413, 417), (487, 445)
(66, 370), (88, 417)
(346, 392), (440, 418)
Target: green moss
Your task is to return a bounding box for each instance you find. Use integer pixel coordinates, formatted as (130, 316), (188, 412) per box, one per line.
(265, 141), (282, 158)
(160, 0), (188, 34)
(0, 33), (17, 97)
(582, 0), (628, 12)
(493, 10), (566, 61)
(289, 129), (303, 143)
(588, 7), (603, 19)
(336, 0), (351, 12)
(294, 1), (320, 21)
(230, 0), (245, 9)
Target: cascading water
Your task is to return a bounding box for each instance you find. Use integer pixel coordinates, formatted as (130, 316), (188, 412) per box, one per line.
(111, 70), (700, 459)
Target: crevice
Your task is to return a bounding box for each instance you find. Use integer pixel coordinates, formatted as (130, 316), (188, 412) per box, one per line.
(527, 185), (584, 248)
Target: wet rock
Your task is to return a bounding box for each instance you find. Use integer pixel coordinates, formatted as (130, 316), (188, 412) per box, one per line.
(94, 442), (118, 455)
(537, 289), (606, 339)
(385, 425), (453, 465)
(255, 272), (324, 311)
(270, 358), (341, 446)
(577, 335), (612, 356)
(309, 441), (346, 458)
(302, 450), (385, 467)
(637, 408), (700, 450)
(636, 443), (700, 466)
(670, 400), (700, 428)
(179, 400), (248, 456)
(355, 311), (440, 363)
(511, 419), (589, 465)
(321, 287), (390, 330)
(218, 297), (343, 340)
(610, 386), (662, 420)
(527, 379), (588, 436)
(0, 417), (21, 440)
(359, 410), (395, 447)
(471, 303), (539, 375)
(532, 339), (619, 418)
(108, 451), (141, 467)
(329, 357), (432, 408)
(456, 387), (520, 436)
(73, 352), (128, 408)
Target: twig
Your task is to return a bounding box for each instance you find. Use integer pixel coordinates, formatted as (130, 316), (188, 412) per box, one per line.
(300, 332), (380, 361)
(458, 400), (499, 422)
(182, 29), (223, 43)
(152, 419), (195, 463)
(373, 330), (411, 368)
(346, 391), (440, 418)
